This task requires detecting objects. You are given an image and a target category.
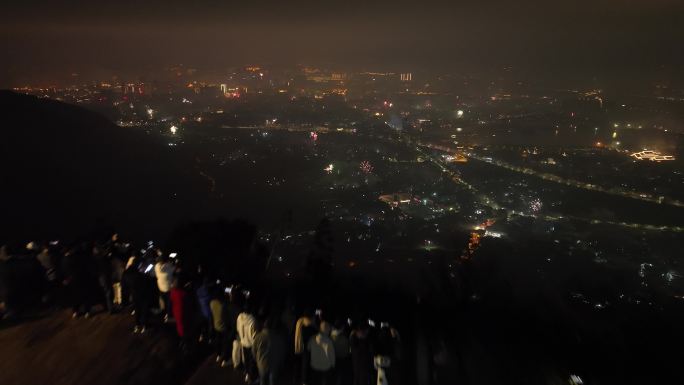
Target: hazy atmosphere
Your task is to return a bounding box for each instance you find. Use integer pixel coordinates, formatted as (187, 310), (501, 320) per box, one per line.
(2, 2), (684, 385)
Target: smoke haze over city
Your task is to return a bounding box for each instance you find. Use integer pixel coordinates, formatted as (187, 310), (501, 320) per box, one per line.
(3, 0), (684, 86)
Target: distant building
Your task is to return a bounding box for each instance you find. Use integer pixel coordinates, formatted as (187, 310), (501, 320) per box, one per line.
(379, 193), (413, 207)
(122, 83), (144, 95)
(631, 150), (675, 162)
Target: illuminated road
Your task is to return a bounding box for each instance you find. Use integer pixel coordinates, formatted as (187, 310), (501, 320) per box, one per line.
(467, 151), (684, 207)
(413, 142), (684, 233)
(416, 142), (684, 208)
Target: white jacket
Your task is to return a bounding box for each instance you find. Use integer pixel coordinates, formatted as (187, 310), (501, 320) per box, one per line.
(154, 262), (174, 293)
(237, 312), (256, 348)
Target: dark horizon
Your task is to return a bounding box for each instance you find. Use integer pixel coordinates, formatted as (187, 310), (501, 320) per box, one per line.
(2, 0), (684, 88)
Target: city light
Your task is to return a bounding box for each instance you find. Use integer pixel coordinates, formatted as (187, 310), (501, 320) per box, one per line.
(3, 3), (684, 384)
(631, 150), (675, 161)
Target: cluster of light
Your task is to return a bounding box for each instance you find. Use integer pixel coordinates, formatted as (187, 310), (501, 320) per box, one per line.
(310, 131), (318, 141)
(456, 110), (464, 118)
(631, 150), (675, 161)
(359, 160), (373, 174)
(530, 198), (542, 213)
(170, 125), (178, 135)
(220, 84), (241, 98)
(324, 163), (334, 174)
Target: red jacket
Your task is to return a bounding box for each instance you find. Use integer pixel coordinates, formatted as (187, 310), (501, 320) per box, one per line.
(170, 287), (187, 337)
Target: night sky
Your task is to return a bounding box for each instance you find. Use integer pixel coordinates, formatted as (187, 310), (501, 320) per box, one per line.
(2, 0), (683, 86)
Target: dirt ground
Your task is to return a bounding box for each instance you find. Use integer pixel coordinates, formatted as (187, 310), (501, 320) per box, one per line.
(0, 310), (196, 385)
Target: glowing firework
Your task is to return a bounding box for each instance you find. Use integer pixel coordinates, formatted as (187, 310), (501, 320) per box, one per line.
(324, 163), (334, 174)
(310, 131), (318, 141)
(359, 160), (373, 174)
(170, 125), (178, 134)
(530, 198), (542, 214)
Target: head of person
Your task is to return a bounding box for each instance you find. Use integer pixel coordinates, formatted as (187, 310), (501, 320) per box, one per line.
(229, 289), (243, 306)
(334, 319), (347, 333)
(0, 245), (9, 261)
(126, 256), (139, 270)
(302, 307), (314, 319)
(355, 322), (369, 338)
(319, 321), (331, 336)
(265, 317), (279, 330)
(157, 253), (168, 264)
(254, 317), (266, 333)
(172, 276), (186, 289)
(243, 298), (254, 314)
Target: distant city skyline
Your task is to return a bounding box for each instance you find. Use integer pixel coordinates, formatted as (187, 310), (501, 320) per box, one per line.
(2, 0), (683, 87)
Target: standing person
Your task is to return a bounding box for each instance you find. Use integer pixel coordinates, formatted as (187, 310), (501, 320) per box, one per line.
(123, 255), (154, 333)
(252, 317), (272, 385)
(307, 321), (336, 385)
(331, 320), (351, 385)
(154, 254), (174, 322)
(374, 324), (396, 385)
(253, 317), (287, 385)
(36, 245), (59, 305)
(294, 310), (318, 385)
(195, 276), (213, 343)
(237, 303), (258, 383)
(210, 288), (230, 367)
(121, 253), (139, 312)
(62, 244), (94, 319)
(107, 234), (128, 311)
(111, 254), (125, 311)
(227, 290), (244, 370)
(350, 324), (373, 385)
(170, 277), (189, 348)
(0, 245), (13, 319)
(93, 245), (114, 313)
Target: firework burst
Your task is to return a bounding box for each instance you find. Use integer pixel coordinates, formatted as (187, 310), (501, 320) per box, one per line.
(359, 160), (373, 174)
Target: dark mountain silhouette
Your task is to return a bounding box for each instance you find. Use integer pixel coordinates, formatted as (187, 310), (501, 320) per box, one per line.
(0, 90), (208, 242)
